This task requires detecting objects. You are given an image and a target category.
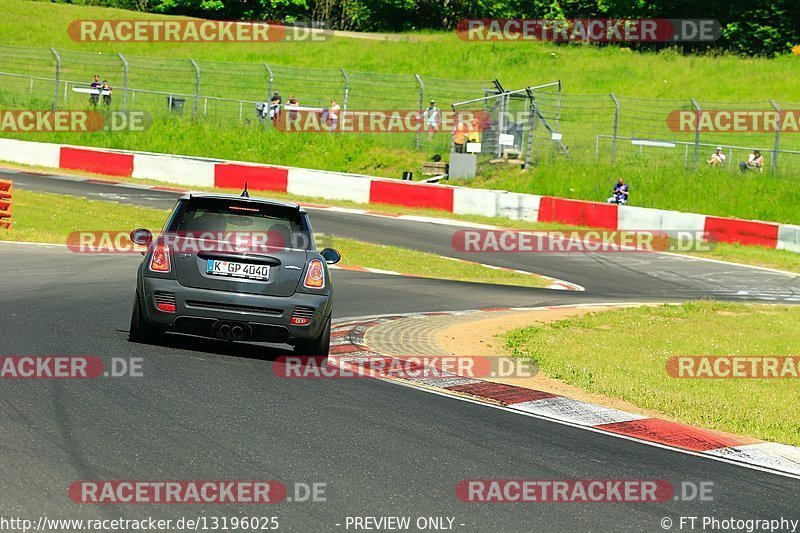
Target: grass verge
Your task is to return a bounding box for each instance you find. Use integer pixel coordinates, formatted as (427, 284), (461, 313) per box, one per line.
(504, 302), (800, 445)
(6, 161), (800, 276)
(1, 1), (800, 225)
(0, 189), (551, 288)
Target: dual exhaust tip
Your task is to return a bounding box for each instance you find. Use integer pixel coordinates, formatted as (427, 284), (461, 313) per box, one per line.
(218, 323), (246, 340)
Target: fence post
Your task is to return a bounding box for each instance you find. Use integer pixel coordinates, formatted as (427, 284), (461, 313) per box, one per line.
(497, 93), (506, 157)
(415, 74), (424, 150)
(523, 89), (535, 169)
(190, 59), (200, 118)
(340, 68), (349, 133)
(118, 53), (129, 112)
(263, 63), (274, 130)
(555, 79), (562, 131)
(50, 47), (61, 112)
(264, 63), (274, 100)
(770, 99), (780, 173)
(690, 98), (701, 169)
(610, 93), (620, 164)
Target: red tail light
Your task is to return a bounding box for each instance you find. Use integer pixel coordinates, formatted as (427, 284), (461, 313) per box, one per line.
(303, 259), (325, 289)
(149, 242), (171, 273)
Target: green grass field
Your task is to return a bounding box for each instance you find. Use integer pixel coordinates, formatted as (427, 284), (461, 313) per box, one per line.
(1, 0), (800, 225)
(0, 189), (550, 287)
(504, 302), (800, 445)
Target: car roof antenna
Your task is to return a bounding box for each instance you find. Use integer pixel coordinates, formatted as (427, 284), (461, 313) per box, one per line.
(241, 182), (249, 198)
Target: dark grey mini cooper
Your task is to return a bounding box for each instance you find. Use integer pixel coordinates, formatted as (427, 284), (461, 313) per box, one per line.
(128, 192), (340, 356)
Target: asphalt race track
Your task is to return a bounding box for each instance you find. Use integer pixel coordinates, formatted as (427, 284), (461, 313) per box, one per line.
(1, 167), (798, 532)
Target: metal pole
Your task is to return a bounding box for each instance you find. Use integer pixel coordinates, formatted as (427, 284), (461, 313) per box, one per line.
(119, 53), (129, 112)
(190, 59), (200, 118)
(497, 93), (505, 158)
(555, 79), (562, 131)
(690, 98), (701, 169)
(415, 74), (424, 150)
(523, 89), (535, 169)
(50, 48), (60, 112)
(770, 99), (780, 173)
(264, 64), (274, 130)
(340, 68), (349, 133)
(610, 93), (620, 164)
(264, 63), (274, 100)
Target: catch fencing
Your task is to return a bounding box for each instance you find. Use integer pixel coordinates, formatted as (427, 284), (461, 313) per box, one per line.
(0, 44), (798, 173)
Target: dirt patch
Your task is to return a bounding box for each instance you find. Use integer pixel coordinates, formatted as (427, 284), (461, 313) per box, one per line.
(437, 306), (671, 419)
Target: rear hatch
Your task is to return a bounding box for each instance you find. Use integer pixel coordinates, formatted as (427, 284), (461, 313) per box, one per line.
(165, 197), (312, 297)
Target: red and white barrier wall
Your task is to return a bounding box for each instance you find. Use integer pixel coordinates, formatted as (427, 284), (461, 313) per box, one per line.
(2, 138), (798, 253)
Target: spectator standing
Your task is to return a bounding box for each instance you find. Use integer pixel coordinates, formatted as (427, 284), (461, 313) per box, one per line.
(468, 115), (482, 143)
(269, 90), (282, 124)
(101, 80), (112, 106)
(423, 100), (440, 139)
(453, 120), (468, 153)
(327, 98), (340, 131)
(287, 95), (299, 123)
(89, 75), (101, 107)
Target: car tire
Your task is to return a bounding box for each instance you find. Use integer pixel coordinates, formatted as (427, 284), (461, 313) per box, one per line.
(128, 294), (160, 343)
(293, 316), (331, 356)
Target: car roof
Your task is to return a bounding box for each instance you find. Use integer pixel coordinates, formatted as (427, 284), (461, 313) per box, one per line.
(179, 192), (306, 213)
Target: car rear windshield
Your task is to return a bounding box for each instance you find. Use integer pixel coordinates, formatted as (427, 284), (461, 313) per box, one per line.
(166, 198), (313, 250)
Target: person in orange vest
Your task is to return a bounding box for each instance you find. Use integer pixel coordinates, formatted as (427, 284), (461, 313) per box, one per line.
(453, 120), (468, 153)
(468, 115), (482, 144)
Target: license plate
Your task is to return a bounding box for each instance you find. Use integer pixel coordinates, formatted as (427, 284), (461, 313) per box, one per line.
(206, 259), (270, 281)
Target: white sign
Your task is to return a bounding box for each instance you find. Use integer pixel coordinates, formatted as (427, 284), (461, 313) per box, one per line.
(551, 132), (563, 141)
(466, 142), (481, 153)
(499, 134), (514, 146)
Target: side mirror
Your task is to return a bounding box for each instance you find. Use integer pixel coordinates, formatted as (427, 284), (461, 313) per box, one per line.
(130, 228), (153, 246)
(320, 248), (341, 265)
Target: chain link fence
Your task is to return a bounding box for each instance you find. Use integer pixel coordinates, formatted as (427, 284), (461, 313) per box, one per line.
(0, 44), (797, 173)
(0, 44), (493, 154)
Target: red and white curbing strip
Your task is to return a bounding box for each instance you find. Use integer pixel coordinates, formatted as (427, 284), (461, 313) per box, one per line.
(1, 137), (799, 253)
(329, 305), (800, 479)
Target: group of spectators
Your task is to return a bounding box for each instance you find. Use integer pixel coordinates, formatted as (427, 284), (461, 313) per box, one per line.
(608, 146), (767, 206)
(264, 91), (340, 129)
(89, 74), (112, 107)
(422, 100), (482, 152)
(707, 146), (765, 172)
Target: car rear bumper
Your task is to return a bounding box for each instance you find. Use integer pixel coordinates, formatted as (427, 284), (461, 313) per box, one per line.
(139, 276), (331, 343)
